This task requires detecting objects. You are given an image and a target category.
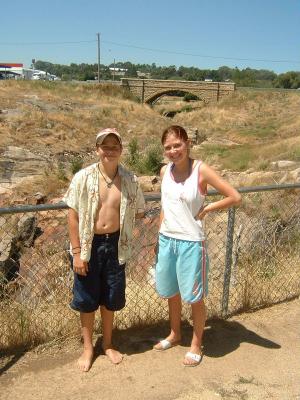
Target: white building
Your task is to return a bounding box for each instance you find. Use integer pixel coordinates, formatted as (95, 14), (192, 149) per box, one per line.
(0, 63), (58, 80)
(0, 63), (35, 79)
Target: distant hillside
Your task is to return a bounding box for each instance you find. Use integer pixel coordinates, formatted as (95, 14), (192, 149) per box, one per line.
(0, 80), (168, 154)
(171, 88), (300, 171)
(0, 81), (300, 203)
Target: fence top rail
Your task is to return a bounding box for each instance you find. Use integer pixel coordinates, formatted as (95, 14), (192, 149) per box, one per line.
(215, 182), (300, 194)
(0, 183), (299, 215)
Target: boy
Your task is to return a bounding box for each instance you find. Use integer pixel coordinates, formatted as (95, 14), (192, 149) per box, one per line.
(63, 128), (145, 371)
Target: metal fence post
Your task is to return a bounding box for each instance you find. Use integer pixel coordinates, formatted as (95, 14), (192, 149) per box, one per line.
(222, 206), (236, 317)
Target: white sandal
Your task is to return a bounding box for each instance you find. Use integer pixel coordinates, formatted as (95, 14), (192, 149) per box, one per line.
(183, 351), (203, 367)
(153, 339), (180, 351)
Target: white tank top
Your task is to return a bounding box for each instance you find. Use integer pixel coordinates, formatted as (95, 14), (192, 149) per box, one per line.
(160, 161), (206, 241)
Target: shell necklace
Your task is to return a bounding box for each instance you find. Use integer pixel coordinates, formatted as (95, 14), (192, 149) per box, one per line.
(98, 165), (118, 189)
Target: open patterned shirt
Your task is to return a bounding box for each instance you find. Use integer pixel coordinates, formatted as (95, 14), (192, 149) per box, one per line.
(63, 163), (145, 263)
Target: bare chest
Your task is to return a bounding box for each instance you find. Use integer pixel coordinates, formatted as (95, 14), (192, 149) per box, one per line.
(99, 175), (121, 207)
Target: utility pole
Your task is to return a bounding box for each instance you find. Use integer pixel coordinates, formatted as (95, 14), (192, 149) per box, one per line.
(97, 32), (100, 83)
(113, 58), (115, 81)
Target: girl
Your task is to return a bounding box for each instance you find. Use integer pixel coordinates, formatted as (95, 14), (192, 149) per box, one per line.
(154, 125), (241, 366)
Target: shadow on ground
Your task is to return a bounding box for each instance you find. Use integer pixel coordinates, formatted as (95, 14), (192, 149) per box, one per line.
(0, 318), (281, 376)
(94, 318), (281, 358)
(203, 319), (281, 357)
(0, 349), (26, 376)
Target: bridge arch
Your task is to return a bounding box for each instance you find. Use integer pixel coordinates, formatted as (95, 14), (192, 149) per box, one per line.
(145, 89), (204, 105)
(121, 78), (236, 104)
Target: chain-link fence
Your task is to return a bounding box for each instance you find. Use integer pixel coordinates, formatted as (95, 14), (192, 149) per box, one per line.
(1, 184), (299, 350)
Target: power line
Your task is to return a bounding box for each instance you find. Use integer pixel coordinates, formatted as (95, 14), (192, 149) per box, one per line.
(0, 40), (96, 45)
(103, 40), (300, 64)
(0, 38), (299, 64)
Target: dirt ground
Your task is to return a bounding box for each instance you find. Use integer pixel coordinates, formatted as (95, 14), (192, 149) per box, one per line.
(1, 299), (299, 400)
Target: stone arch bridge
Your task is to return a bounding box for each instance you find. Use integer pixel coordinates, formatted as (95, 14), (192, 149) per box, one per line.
(121, 78), (235, 104)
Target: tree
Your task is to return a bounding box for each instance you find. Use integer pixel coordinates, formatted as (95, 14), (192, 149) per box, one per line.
(32, 60), (299, 88)
(273, 71), (300, 89)
(125, 64), (138, 78)
(218, 66), (233, 81)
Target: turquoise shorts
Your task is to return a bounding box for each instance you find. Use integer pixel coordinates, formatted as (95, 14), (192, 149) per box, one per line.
(155, 234), (209, 303)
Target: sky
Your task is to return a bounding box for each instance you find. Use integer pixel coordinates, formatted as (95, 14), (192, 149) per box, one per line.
(1, 0), (299, 74)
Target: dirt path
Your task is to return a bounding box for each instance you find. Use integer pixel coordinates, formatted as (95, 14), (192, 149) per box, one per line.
(1, 299), (299, 400)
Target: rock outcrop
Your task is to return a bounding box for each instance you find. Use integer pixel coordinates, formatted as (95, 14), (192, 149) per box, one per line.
(0, 146), (49, 188)
(138, 175), (161, 192)
(0, 214), (41, 282)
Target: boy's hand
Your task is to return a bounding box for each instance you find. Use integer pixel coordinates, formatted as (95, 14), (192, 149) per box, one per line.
(73, 254), (88, 276)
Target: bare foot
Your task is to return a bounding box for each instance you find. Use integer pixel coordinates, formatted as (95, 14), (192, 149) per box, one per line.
(77, 348), (94, 372)
(103, 345), (123, 365)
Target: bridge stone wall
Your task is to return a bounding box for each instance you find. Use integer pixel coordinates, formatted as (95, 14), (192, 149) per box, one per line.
(121, 78), (235, 104)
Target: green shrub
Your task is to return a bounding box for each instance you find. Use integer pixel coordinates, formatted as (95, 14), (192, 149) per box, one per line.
(125, 138), (163, 175)
(70, 156), (83, 175)
(140, 144), (163, 175)
(57, 162), (68, 181)
(182, 105), (193, 113)
(183, 93), (199, 102)
(126, 137), (139, 167)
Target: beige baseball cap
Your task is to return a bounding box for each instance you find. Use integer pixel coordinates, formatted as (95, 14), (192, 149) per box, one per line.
(96, 128), (122, 145)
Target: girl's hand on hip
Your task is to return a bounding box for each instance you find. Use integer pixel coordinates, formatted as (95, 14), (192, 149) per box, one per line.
(196, 206), (208, 220)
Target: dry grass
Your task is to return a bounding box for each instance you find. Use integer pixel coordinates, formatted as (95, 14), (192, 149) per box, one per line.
(2, 82), (300, 203)
(0, 80), (170, 203)
(172, 89), (300, 170)
(2, 82), (300, 160)
(0, 80), (168, 153)
(228, 251), (300, 315)
(0, 253), (77, 349)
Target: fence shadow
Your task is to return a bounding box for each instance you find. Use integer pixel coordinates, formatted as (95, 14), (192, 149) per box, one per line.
(0, 349), (26, 377)
(203, 319), (281, 358)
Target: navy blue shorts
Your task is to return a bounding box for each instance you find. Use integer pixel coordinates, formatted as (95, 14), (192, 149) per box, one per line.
(70, 231), (126, 313)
